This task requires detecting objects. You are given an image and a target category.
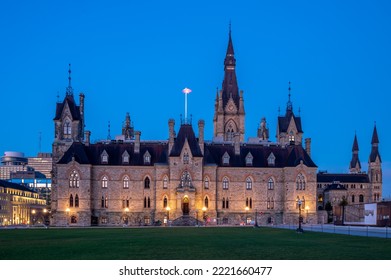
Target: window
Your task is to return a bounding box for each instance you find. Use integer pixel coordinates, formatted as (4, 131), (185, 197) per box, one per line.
(75, 194), (79, 207)
(64, 120), (71, 136)
(180, 171), (192, 188)
(101, 150), (109, 164)
(351, 195), (355, 203)
(268, 178), (274, 190)
(101, 196), (104, 208)
(144, 197), (151, 208)
(123, 176), (129, 189)
(246, 177), (252, 190)
(246, 198), (253, 209)
(245, 152), (253, 166)
(204, 177), (209, 189)
(267, 198), (271, 209)
(204, 196), (209, 208)
(105, 196), (108, 208)
(183, 152), (189, 164)
(318, 194), (323, 203)
(222, 177), (229, 190)
(222, 198), (229, 209)
(144, 151), (151, 165)
(359, 195), (364, 203)
(222, 198), (225, 209)
(102, 176), (108, 188)
(222, 152), (230, 165)
(296, 173), (306, 190)
(163, 176), (168, 189)
(163, 196), (168, 208)
(144, 177), (150, 189)
(69, 194), (73, 207)
(71, 216), (77, 224)
(267, 152), (276, 166)
(289, 131), (295, 142)
(69, 170), (79, 188)
(122, 151), (130, 164)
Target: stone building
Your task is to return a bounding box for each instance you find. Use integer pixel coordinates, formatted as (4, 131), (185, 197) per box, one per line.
(50, 30), (380, 227)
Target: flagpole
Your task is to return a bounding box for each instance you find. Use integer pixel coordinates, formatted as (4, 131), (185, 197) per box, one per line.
(182, 88), (192, 124)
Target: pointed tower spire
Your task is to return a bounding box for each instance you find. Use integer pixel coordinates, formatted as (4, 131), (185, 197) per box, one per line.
(371, 123), (379, 145)
(66, 64), (74, 96)
(286, 81), (293, 112)
(350, 133), (361, 173)
(369, 123), (381, 163)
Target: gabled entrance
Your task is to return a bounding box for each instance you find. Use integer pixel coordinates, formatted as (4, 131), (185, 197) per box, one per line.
(182, 196), (190, 216)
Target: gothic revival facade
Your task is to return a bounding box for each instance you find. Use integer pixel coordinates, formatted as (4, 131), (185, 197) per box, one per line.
(51, 31), (381, 227)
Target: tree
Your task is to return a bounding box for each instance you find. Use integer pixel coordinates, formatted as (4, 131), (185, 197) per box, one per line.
(339, 197), (348, 225)
(325, 201), (333, 223)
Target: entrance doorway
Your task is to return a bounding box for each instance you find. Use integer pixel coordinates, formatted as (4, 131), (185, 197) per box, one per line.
(182, 196), (190, 215)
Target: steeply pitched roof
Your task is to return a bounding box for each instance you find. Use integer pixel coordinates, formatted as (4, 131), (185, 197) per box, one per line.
(222, 30), (239, 109)
(278, 111), (303, 133)
(169, 124), (203, 157)
(371, 125), (379, 144)
(53, 95), (81, 121)
(352, 134), (359, 151)
(317, 173), (369, 183)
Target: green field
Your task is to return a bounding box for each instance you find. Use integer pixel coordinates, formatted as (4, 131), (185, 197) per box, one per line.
(1, 227), (391, 260)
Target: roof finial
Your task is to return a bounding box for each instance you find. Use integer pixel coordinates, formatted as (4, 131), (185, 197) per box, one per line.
(107, 121), (111, 140)
(229, 20), (232, 36)
(66, 63), (74, 96)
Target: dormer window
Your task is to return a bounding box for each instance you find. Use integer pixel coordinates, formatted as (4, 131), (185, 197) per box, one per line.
(122, 151), (130, 164)
(222, 151), (230, 165)
(143, 151), (151, 165)
(245, 152), (253, 166)
(267, 152), (276, 166)
(289, 131), (295, 143)
(101, 150), (109, 164)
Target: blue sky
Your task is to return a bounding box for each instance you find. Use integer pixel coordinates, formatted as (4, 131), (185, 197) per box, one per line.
(1, 1), (390, 195)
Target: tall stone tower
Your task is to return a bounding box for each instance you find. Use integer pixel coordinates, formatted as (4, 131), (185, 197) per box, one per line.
(349, 133), (361, 173)
(51, 65), (85, 216)
(213, 27), (245, 142)
(368, 124), (382, 201)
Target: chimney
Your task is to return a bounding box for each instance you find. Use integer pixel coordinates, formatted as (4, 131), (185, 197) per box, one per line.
(234, 133), (240, 156)
(168, 119), (175, 154)
(198, 119), (205, 155)
(305, 138), (311, 156)
(135, 131), (141, 154)
(85, 131), (91, 146)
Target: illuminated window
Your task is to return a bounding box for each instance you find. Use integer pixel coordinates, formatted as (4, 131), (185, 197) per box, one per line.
(222, 177), (229, 190)
(246, 177), (252, 190)
(289, 131), (295, 142)
(123, 176), (129, 189)
(102, 176), (108, 188)
(69, 170), (79, 188)
(163, 196), (168, 208)
(180, 171), (192, 188)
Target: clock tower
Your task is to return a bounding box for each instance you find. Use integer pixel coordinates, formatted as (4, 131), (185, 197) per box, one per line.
(213, 27), (245, 142)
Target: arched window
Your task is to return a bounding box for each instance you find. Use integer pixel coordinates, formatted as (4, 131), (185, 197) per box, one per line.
(180, 171), (192, 187)
(144, 177), (150, 189)
(296, 173), (306, 190)
(163, 176), (168, 189)
(222, 177), (229, 190)
(163, 196), (168, 208)
(123, 176), (129, 189)
(144, 197), (147, 208)
(148, 197), (151, 208)
(69, 170), (79, 188)
(105, 196), (108, 208)
(246, 177), (252, 190)
(64, 120), (71, 136)
(359, 194), (364, 203)
(183, 152), (189, 164)
(69, 194), (73, 207)
(268, 178), (274, 190)
(204, 196), (209, 208)
(102, 176), (108, 188)
(222, 198), (226, 209)
(351, 195), (355, 203)
(249, 198), (252, 209)
(143, 151), (151, 165)
(101, 196), (104, 208)
(75, 194), (79, 207)
(204, 177), (209, 189)
(222, 152), (230, 165)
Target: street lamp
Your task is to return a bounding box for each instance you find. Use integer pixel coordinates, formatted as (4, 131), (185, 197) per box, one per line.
(305, 206), (309, 224)
(66, 208), (70, 227)
(245, 206), (249, 225)
(31, 209), (36, 225)
(297, 199), (303, 233)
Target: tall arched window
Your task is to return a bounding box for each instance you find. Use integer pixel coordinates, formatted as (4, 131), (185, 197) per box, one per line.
(246, 177), (252, 190)
(102, 176), (108, 188)
(75, 194), (79, 207)
(163, 176), (168, 189)
(144, 177), (150, 189)
(222, 198), (226, 209)
(359, 194), (364, 203)
(148, 197), (151, 208)
(69, 170), (79, 188)
(180, 171), (192, 187)
(101, 196), (104, 208)
(64, 120), (71, 136)
(123, 176), (129, 189)
(268, 178), (274, 190)
(69, 194), (73, 207)
(204, 196), (209, 208)
(222, 177), (229, 190)
(204, 177), (209, 189)
(296, 173), (306, 190)
(104, 196), (108, 208)
(163, 196), (168, 208)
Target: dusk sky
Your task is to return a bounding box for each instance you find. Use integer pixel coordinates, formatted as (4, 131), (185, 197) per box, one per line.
(1, 1), (390, 195)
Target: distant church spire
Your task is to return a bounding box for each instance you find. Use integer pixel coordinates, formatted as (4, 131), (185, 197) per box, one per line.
(369, 123), (381, 163)
(66, 63), (74, 96)
(349, 132), (361, 173)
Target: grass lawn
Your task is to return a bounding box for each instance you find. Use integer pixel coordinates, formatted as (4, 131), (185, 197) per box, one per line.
(1, 226), (391, 260)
